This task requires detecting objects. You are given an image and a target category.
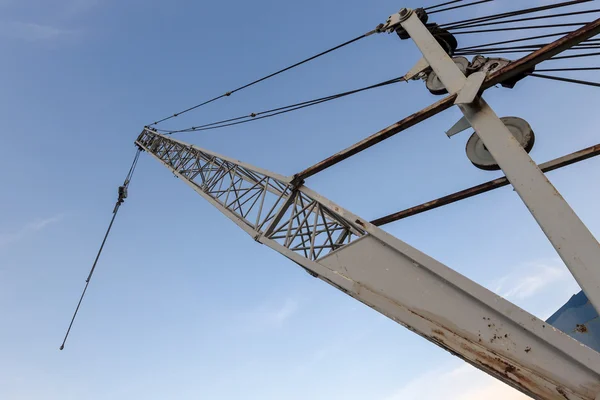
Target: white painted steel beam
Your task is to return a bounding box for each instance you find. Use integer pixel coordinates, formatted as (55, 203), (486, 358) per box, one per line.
(398, 9), (600, 318)
(137, 129), (600, 400)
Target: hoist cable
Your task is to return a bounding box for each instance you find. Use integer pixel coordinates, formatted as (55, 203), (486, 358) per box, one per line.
(536, 67), (600, 71)
(161, 98), (339, 134)
(59, 148), (142, 351)
(473, 43), (599, 51)
(456, 45), (600, 56)
(159, 76), (405, 134)
(148, 31), (376, 127)
(428, 0), (494, 15)
(159, 88), (368, 133)
(551, 51), (600, 60)
(440, 0), (593, 29)
(451, 23), (589, 35)
(456, 47), (600, 56)
(474, 44), (600, 53)
(458, 41), (599, 53)
(446, 9), (600, 30)
(458, 31), (575, 50)
(527, 72), (600, 87)
(424, 0), (465, 12)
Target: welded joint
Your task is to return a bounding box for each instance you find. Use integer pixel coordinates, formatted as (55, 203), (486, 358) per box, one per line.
(289, 175), (305, 189)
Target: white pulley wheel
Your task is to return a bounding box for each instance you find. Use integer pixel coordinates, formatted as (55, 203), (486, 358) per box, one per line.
(466, 117), (535, 171)
(426, 57), (469, 95)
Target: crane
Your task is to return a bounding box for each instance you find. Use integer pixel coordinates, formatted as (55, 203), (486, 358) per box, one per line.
(63, 2), (600, 399)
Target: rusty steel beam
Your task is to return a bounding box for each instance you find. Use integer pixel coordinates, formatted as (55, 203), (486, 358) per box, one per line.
(485, 18), (600, 87)
(371, 143), (600, 226)
(293, 18), (600, 182)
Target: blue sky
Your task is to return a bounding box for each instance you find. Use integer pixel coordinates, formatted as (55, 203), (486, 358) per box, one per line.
(0, 0), (598, 399)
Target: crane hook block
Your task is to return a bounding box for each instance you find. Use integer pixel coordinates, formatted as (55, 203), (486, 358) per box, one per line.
(118, 186), (128, 203)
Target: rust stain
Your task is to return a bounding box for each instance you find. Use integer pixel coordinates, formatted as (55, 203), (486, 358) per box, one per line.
(556, 386), (569, 400)
(432, 329), (446, 337)
(408, 309), (544, 395)
(354, 219), (365, 227)
(458, 341), (540, 396)
(575, 324), (588, 333)
(377, 302), (577, 399)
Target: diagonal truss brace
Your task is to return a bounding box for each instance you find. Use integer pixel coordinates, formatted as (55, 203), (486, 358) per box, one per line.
(136, 129), (600, 400)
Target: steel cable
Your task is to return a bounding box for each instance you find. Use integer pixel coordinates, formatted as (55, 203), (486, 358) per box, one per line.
(425, 0), (466, 11)
(148, 31), (377, 127)
(440, 0), (593, 29)
(428, 0), (494, 15)
(527, 72), (600, 87)
(159, 76), (405, 134)
(458, 31), (577, 51)
(536, 67), (600, 71)
(446, 9), (600, 30)
(451, 23), (590, 35)
(551, 51), (600, 60)
(59, 148), (142, 351)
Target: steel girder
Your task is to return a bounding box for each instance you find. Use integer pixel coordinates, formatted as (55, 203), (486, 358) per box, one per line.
(137, 128), (600, 400)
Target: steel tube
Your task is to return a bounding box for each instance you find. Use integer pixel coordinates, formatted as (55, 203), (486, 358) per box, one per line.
(371, 143), (600, 226)
(293, 18), (600, 182)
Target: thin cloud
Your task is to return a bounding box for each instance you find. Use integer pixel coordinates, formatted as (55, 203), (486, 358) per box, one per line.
(61, 0), (100, 19)
(237, 298), (299, 332)
(493, 259), (577, 301)
(383, 364), (530, 400)
(0, 214), (64, 248)
(0, 21), (78, 41)
(0, 0), (100, 42)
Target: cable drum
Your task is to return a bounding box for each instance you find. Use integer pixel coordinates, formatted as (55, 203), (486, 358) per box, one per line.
(466, 117), (536, 171)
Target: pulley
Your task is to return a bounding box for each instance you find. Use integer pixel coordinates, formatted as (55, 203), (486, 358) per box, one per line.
(426, 56), (469, 95)
(431, 27), (458, 56)
(467, 56), (533, 89)
(482, 58), (511, 75)
(466, 117), (535, 171)
(395, 12), (458, 57)
(396, 8), (429, 39)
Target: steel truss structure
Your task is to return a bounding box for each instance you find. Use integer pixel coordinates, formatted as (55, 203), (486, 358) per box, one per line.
(135, 9), (600, 400)
(137, 129), (600, 400)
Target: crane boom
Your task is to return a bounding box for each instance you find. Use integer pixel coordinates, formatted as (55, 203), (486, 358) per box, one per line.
(136, 128), (600, 400)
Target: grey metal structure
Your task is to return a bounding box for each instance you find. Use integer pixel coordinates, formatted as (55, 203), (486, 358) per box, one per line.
(135, 8), (600, 400)
(388, 9), (600, 316)
(136, 129), (600, 400)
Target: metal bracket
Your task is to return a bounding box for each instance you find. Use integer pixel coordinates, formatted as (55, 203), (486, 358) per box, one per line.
(446, 116), (471, 138)
(380, 8), (413, 33)
(455, 71), (486, 105)
(404, 57), (430, 81)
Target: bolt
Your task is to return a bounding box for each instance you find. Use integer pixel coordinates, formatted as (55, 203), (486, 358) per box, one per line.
(399, 8), (408, 16)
